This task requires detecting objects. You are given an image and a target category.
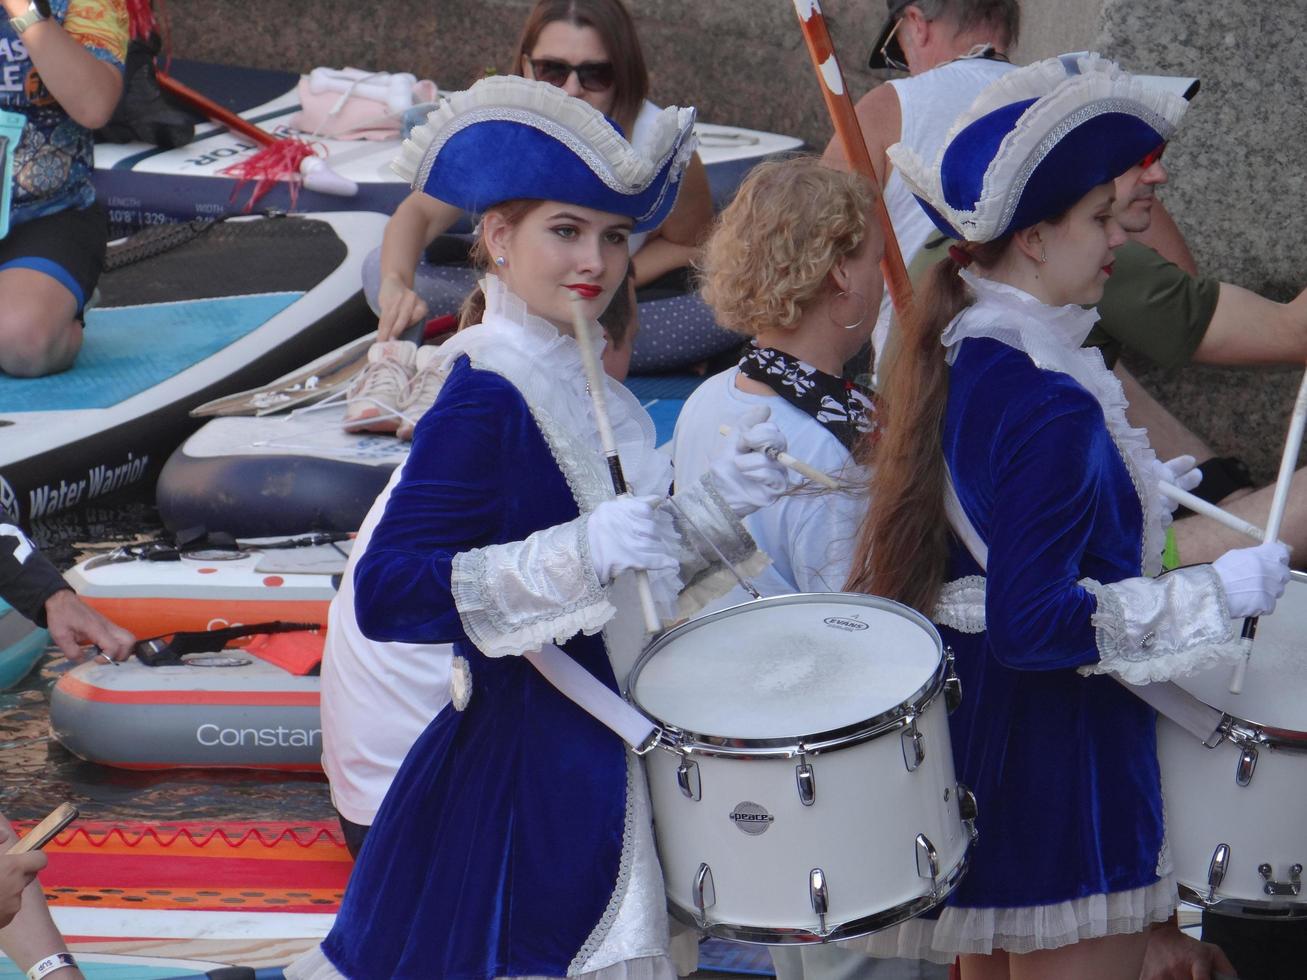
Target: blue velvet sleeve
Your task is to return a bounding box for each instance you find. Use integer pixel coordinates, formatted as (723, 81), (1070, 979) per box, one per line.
(976, 383), (1112, 671)
(352, 360), (524, 644)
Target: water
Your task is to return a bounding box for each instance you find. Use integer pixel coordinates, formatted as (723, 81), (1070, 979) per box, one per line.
(1, 494), (334, 825)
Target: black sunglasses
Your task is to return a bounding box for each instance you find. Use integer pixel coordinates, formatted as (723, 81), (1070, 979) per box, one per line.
(528, 57), (615, 93)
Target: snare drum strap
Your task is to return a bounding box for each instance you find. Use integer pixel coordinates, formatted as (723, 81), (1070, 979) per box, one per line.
(524, 643), (658, 750)
(941, 468), (1225, 744)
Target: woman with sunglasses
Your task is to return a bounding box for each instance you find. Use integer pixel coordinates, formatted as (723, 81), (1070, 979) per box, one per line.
(366, 0), (714, 372)
(844, 56), (1288, 979)
(291, 75), (787, 980)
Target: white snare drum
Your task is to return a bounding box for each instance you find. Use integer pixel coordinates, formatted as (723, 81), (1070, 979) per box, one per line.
(629, 593), (975, 944)
(1159, 573), (1307, 918)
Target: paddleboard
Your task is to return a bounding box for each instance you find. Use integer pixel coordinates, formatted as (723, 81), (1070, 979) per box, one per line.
(156, 347), (703, 536)
(0, 211), (383, 527)
(66, 536), (350, 638)
(0, 595), (48, 690)
(94, 61), (804, 235)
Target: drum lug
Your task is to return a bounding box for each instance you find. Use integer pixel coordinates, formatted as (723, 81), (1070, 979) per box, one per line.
(676, 758), (702, 802)
(795, 762), (816, 807)
(1206, 843), (1230, 903)
(1259, 862), (1303, 897)
(692, 862), (716, 925)
(944, 646), (962, 714)
(901, 720), (925, 772)
(809, 867), (830, 936)
(956, 783), (979, 843)
(915, 832), (941, 901)
(1235, 745), (1258, 787)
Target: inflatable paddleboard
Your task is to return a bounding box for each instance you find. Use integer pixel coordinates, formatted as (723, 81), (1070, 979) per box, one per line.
(0, 211), (382, 527)
(156, 346), (703, 536)
(66, 536), (350, 638)
(94, 61), (803, 235)
(0, 595), (48, 690)
(50, 648), (322, 771)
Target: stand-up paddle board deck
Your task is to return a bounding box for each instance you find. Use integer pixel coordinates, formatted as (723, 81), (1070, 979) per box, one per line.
(94, 61), (803, 235)
(0, 211), (384, 526)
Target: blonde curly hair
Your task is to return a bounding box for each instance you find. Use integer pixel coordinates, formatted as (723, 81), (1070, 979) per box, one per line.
(699, 156), (875, 336)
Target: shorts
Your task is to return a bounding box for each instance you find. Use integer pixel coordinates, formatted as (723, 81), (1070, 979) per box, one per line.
(0, 202), (109, 314)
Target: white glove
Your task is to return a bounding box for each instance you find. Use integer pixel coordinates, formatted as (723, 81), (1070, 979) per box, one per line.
(586, 495), (678, 584)
(709, 405), (791, 517)
(1150, 455), (1202, 525)
(1211, 540), (1291, 618)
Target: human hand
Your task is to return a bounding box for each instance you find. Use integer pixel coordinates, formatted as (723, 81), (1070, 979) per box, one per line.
(42, 590), (135, 663)
(1140, 920), (1237, 980)
(708, 406), (790, 517)
(1151, 455), (1202, 525)
(586, 496), (678, 584)
(0, 817), (47, 930)
(1212, 540), (1291, 618)
(376, 274), (429, 343)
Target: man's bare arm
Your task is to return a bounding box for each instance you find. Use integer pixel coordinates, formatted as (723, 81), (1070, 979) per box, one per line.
(1194, 281), (1307, 365)
(819, 82), (900, 187)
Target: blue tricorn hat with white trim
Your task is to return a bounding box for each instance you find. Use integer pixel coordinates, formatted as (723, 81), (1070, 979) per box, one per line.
(391, 75), (697, 233)
(888, 54), (1189, 243)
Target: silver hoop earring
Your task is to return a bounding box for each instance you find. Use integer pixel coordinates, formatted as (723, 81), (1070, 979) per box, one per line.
(494, 256), (506, 267)
(829, 289), (869, 330)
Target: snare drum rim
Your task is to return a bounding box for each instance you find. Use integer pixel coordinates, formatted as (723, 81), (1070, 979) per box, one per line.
(668, 849), (971, 945)
(629, 592), (946, 759)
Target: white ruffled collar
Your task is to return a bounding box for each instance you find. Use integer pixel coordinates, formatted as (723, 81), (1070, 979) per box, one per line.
(434, 276), (671, 497)
(944, 268), (1165, 576)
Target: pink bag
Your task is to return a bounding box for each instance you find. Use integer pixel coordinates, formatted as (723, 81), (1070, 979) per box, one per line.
(289, 68), (439, 141)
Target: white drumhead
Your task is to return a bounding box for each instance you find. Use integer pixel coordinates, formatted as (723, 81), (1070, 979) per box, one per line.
(631, 594), (941, 739)
(1172, 574), (1307, 731)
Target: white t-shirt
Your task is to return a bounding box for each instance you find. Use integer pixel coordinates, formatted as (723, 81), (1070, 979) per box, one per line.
(319, 462), (453, 826)
(670, 367), (868, 609)
(873, 57), (1017, 360)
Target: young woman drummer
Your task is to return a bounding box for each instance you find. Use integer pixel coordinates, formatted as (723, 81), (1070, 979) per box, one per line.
(845, 55), (1290, 979)
(289, 75), (790, 980)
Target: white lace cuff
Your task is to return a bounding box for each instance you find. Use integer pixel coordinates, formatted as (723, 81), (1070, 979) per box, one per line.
(452, 516), (615, 658)
(669, 474), (769, 618)
(934, 576), (987, 633)
(1080, 567), (1240, 685)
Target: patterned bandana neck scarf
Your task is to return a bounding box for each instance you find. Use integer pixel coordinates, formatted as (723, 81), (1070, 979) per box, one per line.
(737, 345), (877, 452)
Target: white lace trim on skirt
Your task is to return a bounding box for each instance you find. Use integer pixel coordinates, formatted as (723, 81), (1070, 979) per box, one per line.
(853, 875), (1177, 964)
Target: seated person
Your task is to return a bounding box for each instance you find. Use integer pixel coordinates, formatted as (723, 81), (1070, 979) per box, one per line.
(0, 0), (126, 377)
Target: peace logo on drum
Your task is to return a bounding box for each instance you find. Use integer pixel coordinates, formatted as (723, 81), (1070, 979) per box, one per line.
(629, 593), (978, 944)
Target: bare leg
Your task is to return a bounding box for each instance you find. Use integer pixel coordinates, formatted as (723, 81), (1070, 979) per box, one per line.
(0, 268), (83, 377)
(1116, 364), (1215, 460)
(1010, 931), (1149, 980)
(959, 951), (1008, 980)
(1174, 467), (1307, 565)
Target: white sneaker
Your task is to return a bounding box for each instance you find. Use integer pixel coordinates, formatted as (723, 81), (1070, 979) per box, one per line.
(345, 340), (417, 433)
(396, 344), (445, 441)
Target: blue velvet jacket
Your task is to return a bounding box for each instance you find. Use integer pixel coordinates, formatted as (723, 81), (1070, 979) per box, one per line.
(321, 357), (630, 979)
(942, 336), (1165, 909)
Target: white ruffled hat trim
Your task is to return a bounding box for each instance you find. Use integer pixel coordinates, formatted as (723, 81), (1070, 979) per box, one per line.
(888, 53), (1189, 243)
(391, 75), (697, 196)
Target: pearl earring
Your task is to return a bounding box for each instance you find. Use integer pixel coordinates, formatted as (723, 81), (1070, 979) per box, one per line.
(494, 256), (506, 267)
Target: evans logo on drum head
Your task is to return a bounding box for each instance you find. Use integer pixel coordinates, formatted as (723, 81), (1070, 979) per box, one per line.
(823, 615), (869, 632)
(729, 801), (774, 835)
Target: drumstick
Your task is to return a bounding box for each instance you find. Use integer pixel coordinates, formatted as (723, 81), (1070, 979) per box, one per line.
(570, 295), (661, 634)
(718, 424), (842, 490)
(1158, 483), (1265, 542)
(1229, 367), (1307, 693)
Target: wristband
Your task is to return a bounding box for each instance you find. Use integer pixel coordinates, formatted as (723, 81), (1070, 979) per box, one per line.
(27, 952), (77, 980)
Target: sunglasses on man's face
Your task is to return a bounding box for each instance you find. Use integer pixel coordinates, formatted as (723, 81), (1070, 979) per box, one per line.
(528, 57), (615, 93)
(1137, 143), (1167, 170)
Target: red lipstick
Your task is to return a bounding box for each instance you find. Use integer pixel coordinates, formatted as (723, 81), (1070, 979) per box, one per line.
(566, 283), (602, 299)
(1101, 264), (1114, 276)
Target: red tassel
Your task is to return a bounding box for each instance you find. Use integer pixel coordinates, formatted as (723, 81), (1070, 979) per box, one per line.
(219, 138), (320, 211)
(125, 0), (156, 40)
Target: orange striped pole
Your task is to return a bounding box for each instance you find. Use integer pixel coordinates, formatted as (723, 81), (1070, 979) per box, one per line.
(791, 0), (915, 320)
